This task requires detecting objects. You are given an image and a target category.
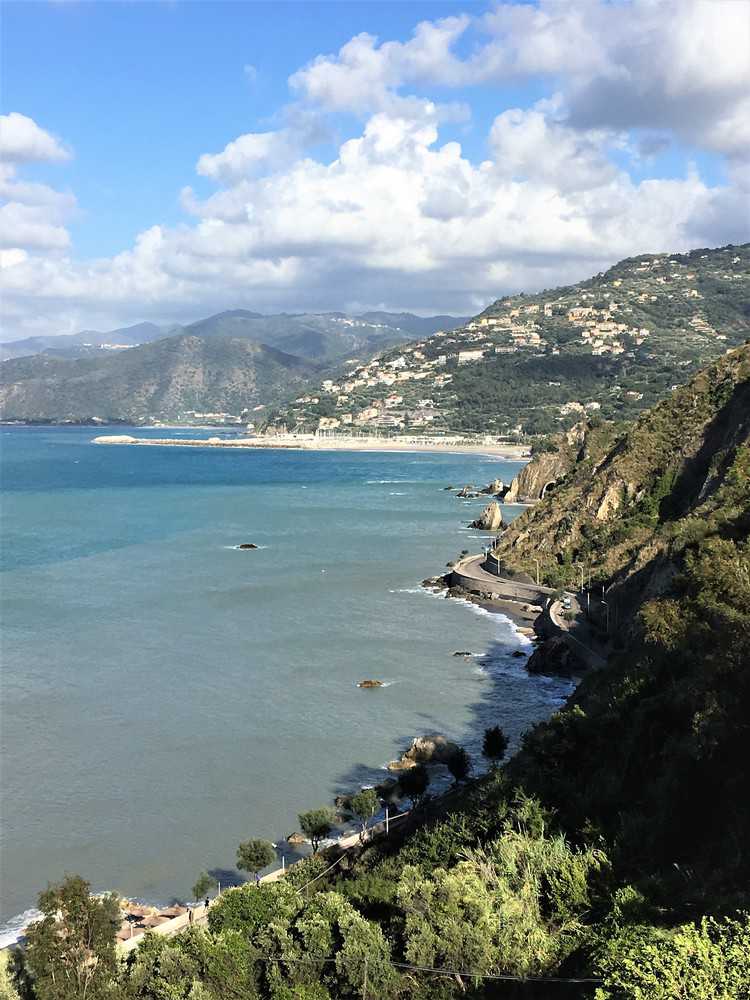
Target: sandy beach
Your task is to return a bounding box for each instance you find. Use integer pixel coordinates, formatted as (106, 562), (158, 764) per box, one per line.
(92, 432), (530, 459)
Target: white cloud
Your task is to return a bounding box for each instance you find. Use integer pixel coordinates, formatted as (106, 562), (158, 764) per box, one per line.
(0, 112), (70, 163)
(2, 2), (748, 341)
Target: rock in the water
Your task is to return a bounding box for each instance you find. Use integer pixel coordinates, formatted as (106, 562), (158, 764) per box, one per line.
(287, 832), (306, 845)
(238, 543), (259, 549)
(456, 484), (475, 498)
(358, 679), (383, 688)
(405, 735), (461, 765)
(452, 651), (473, 657)
(469, 501), (504, 531)
(525, 635), (586, 677)
(481, 478), (505, 495)
(443, 485), (455, 491)
(512, 649), (527, 659)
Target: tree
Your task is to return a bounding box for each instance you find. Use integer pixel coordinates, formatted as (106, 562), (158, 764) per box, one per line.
(237, 839), (276, 880)
(482, 725), (509, 768)
(192, 871), (218, 900)
(398, 765), (430, 808)
(299, 807), (336, 852)
(447, 747), (472, 786)
(22, 874), (120, 1000)
(350, 788), (379, 841)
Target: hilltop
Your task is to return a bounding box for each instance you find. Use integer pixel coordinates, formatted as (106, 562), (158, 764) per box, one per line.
(267, 243), (750, 436)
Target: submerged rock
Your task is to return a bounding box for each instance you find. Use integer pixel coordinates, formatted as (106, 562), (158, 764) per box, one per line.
(512, 649), (527, 659)
(469, 501), (504, 531)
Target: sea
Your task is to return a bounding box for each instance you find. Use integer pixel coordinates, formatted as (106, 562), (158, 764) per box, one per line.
(0, 426), (574, 942)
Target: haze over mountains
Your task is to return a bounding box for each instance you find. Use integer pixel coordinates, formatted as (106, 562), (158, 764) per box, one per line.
(0, 311), (466, 363)
(0, 310), (467, 423)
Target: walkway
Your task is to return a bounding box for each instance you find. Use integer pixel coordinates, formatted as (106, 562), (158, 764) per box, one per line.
(117, 812), (409, 955)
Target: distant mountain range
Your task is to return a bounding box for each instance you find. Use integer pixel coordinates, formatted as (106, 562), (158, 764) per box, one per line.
(0, 310), (467, 364)
(0, 310), (467, 422)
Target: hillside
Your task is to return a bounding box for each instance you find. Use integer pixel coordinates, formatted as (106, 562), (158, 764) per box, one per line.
(0, 334), (315, 423)
(267, 243), (750, 436)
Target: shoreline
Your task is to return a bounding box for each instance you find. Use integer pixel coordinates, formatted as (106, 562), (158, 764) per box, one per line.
(91, 433), (529, 459)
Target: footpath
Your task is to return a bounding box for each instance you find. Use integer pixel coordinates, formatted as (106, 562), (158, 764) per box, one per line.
(117, 811), (410, 954)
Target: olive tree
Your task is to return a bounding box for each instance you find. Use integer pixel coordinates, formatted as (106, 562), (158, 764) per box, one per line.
(350, 788), (379, 841)
(237, 839), (276, 880)
(299, 807), (336, 852)
(192, 871), (218, 900)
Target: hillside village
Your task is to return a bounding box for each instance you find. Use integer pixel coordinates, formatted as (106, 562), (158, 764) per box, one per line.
(267, 244), (750, 438)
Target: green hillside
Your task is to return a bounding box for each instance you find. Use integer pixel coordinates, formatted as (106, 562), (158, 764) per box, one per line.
(268, 243), (750, 436)
(0, 334), (316, 423)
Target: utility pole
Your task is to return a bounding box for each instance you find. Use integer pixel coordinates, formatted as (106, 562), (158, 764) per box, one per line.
(362, 956), (368, 1000)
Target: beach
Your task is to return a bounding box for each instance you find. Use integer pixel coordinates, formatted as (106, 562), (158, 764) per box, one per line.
(92, 432), (530, 459)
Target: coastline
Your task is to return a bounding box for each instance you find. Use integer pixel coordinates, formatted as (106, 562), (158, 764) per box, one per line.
(91, 432), (529, 459)
(1, 443), (546, 951)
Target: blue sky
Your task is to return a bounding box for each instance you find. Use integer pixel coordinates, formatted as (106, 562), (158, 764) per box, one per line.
(2, 0), (748, 338)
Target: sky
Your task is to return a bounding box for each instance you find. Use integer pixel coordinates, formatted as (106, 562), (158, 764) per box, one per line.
(1, 0), (749, 341)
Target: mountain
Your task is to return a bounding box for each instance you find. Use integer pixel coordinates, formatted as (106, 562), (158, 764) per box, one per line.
(0, 311), (467, 366)
(0, 334), (316, 423)
(268, 243), (750, 436)
(181, 309), (465, 362)
(0, 322), (174, 362)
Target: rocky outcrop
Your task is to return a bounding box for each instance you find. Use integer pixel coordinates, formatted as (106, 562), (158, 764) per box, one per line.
(469, 501), (503, 530)
(481, 478), (505, 495)
(357, 679), (383, 688)
(456, 484), (474, 498)
(287, 832), (306, 845)
(525, 635), (587, 678)
(388, 734), (461, 771)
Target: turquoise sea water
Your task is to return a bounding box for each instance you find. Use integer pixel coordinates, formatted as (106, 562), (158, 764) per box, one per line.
(0, 427), (573, 938)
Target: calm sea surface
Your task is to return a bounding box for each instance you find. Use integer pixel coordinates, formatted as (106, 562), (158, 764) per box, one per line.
(0, 426), (572, 938)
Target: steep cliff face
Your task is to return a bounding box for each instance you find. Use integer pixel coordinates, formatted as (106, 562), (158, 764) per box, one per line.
(504, 424), (588, 501)
(493, 343), (750, 604)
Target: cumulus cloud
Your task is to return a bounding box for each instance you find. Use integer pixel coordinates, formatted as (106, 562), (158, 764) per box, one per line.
(2, 1), (749, 341)
(0, 112), (70, 163)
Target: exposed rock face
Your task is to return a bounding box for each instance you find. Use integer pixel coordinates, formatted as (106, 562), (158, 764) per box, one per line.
(481, 478), (505, 495)
(287, 832), (306, 845)
(357, 679), (383, 688)
(504, 450), (575, 503)
(387, 734), (461, 771)
(525, 635), (587, 677)
(470, 501), (504, 530)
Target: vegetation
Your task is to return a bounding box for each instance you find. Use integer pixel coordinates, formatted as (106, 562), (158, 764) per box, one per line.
(236, 840), (276, 879)
(397, 766), (430, 808)
(21, 875), (120, 1000)
(299, 808), (336, 852)
(481, 725), (508, 767)
(192, 871), (218, 900)
(349, 788), (379, 841)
